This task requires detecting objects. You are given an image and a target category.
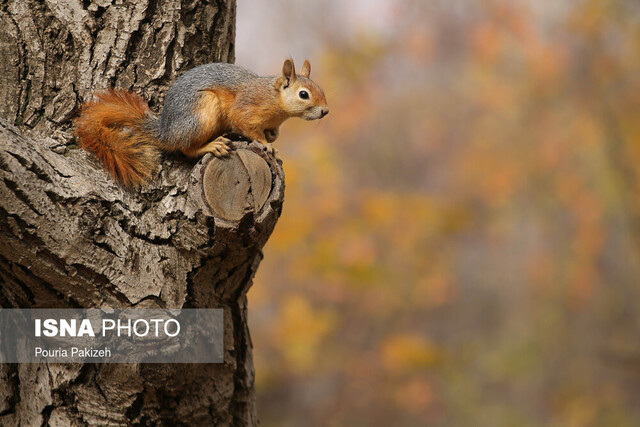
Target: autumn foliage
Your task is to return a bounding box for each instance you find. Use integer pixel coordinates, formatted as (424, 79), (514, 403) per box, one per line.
(245, 1), (640, 425)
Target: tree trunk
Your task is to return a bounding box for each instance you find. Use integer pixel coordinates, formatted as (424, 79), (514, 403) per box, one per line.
(0, 1), (280, 425)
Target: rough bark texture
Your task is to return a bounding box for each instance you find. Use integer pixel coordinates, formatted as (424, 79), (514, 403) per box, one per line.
(0, 0), (235, 137)
(0, 1), (280, 425)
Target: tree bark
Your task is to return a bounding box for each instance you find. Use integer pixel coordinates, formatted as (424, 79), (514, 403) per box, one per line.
(0, 0), (235, 136)
(0, 1), (280, 425)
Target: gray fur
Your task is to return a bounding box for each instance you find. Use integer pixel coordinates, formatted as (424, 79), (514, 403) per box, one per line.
(156, 63), (260, 149)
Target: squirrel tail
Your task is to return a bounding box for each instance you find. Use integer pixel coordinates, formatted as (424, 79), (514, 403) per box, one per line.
(75, 89), (160, 188)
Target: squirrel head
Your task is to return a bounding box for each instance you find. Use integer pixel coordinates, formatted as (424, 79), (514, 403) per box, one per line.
(276, 58), (329, 121)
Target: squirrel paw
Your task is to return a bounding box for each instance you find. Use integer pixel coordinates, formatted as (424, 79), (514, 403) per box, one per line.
(264, 128), (279, 143)
(204, 137), (231, 158)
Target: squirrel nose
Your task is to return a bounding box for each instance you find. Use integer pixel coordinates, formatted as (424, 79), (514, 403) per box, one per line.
(320, 108), (329, 118)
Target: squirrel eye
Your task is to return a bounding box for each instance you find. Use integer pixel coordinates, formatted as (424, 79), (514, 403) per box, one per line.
(299, 90), (309, 100)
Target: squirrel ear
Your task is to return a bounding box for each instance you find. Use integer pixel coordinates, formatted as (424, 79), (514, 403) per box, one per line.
(282, 58), (296, 87)
(300, 60), (311, 78)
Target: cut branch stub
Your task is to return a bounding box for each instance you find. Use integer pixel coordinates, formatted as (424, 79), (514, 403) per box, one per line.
(202, 148), (272, 221)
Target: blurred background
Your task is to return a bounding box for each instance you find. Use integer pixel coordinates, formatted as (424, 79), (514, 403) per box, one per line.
(236, 0), (640, 425)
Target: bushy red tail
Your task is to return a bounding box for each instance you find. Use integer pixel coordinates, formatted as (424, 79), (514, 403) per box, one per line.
(75, 89), (159, 188)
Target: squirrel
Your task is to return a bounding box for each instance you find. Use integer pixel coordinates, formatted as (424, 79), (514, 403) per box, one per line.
(75, 58), (329, 187)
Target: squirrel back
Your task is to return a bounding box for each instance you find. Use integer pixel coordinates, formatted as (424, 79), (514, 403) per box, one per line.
(75, 59), (329, 188)
(158, 63), (260, 149)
